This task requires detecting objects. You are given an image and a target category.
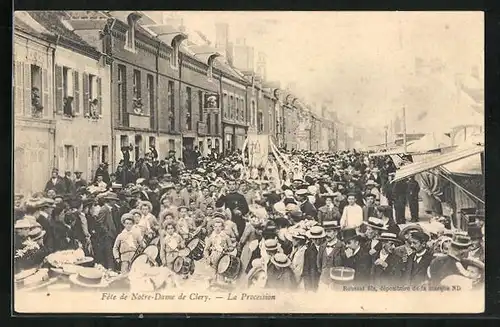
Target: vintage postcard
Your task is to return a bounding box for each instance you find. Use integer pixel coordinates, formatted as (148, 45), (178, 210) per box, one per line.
(13, 10), (484, 314)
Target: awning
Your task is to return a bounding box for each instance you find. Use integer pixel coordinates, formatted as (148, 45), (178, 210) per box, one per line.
(393, 143), (484, 182)
(368, 142), (415, 157)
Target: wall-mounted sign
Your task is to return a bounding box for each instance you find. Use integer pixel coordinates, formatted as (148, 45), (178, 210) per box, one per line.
(204, 93), (220, 115)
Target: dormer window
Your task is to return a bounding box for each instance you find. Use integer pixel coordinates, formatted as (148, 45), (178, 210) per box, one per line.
(125, 12), (142, 53)
(171, 36), (184, 69)
(207, 54), (220, 80)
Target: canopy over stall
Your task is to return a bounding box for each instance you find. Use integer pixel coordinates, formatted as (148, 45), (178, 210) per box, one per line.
(393, 143), (484, 182)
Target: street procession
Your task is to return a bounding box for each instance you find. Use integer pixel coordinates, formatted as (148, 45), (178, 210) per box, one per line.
(13, 11), (484, 297)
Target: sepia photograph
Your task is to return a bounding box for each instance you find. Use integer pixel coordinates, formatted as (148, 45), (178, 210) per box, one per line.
(13, 10), (484, 314)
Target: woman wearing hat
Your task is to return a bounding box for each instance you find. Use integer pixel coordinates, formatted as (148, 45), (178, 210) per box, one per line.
(370, 232), (405, 286)
(14, 220), (46, 273)
(317, 193), (342, 226)
(265, 253), (298, 290)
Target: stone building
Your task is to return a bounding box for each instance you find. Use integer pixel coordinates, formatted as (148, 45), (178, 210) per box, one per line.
(13, 13), (56, 196)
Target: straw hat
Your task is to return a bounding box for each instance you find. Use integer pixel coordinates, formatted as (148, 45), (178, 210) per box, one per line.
(306, 226), (326, 239)
(364, 217), (389, 231)
(378, 232), (403, 245)
(138, 200), (153, 211)
(270, 253), (292, 268)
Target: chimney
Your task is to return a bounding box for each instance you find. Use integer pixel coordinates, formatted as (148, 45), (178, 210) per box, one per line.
(226, 41), (234, 66)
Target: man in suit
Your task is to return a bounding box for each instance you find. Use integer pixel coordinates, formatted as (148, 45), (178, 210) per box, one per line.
(407, 176), (420, 222)
(427, 233), (472, 286)
(302, 226), (325, 292)
(362, 193), (377, 222)
(341, 228), (372, 284)
(74, 170), (87, 190)
(360, 217), (386, 258)
(94, 193), (119, 270)
(370, 232), (405, 286)
(44, 168), (66, 195)
(63, 171), (75, 195)
(296, 188), (317, 221)
(36, 198), (56, 253)
(317, 221), (344, 285)
(403, 231), (434, 286)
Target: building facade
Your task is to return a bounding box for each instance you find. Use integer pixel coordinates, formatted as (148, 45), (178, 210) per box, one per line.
(13, 14), (56, 196)
(26, 10), (113, 182)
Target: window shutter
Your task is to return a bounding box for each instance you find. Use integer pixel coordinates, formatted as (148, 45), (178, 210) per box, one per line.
(14, 62), (24, 116)
(83, 73), (89, 115)
(23, 63), (31, 116)
(42, 68), (48, 117)
(126, 68), (134, 114)
(97, 77), (102, 115)
(58, 146), (64, 170)
(73, 71), (80, 114)
(55, 65), (63, 115)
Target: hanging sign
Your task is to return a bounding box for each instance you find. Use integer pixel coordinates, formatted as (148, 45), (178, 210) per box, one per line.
(204, 93), (220, 115)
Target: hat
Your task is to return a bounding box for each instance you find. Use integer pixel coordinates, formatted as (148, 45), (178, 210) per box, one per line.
(138, 200), (153, 211)
(102, 193), (119, 201)
(451, 232), (472, 248)
(289, 210), (304, 222)
(321, 192), (338, 199)
(341, 228), (359, 242)
(398, 224), (424, 240)
(364, 217), (388, 231)
(40, 198), (56, 208)
(270, 253), (292, 268)
(68, 267), (109, 288)
(329, 267), (355, 282)
(467, 224), (483, 240)
(177, 205), (188, 212)
(161, 182), (176, 190)
(307, 186), (318, 194)
(306, 226), (326, 239)
(15, 219), (35, 229)
(411, 231), (430, 244)
(322, 220), (341, 230)
(285, 228), (306, 242)
(371, 167), (380, 173)
(378, 232), (403, 245)
(120, 213), (134, 225)
(74, 170), (83, 174)
(460, 258), (485, 276)
(136, 178), (146, 185)
(212, 217), (225, 226)
(264, 239), (279, 251)
(365, 180), (378, 186)
(295, 189), (309, 196)
(28, 227), (46, 241)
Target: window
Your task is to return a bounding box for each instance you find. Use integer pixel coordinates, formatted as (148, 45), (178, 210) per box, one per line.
(171, 37), (183, 69)
(31, 64), (43, 116)
(229, 95), (234, 119)
(168, 139), (175, 152)
(251, 100), (256, 126)
(257, 112), (263, 133)
(62, 67), (74, 116)
(101, 145), (109, 164)
(242, 98), (246, 122)
(214, 113), (219, 134)
(223, 93), (228, 118)
(207, 113), (212, 134)
(132, 70), (143, 115)
(64, 145), (75, 173)
(198, 90), (203, 122)
(235, 97), (239, 121)
(120, 135), (129, 148)
(125, 14), (139, 52)
(117, 65), (126, 118)
(186, 87), (192, 130)
(168, 81), (175, 130)
(146, 74), (154, 116)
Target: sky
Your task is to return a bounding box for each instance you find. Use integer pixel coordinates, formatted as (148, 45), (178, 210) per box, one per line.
(153, 11), (483, 132)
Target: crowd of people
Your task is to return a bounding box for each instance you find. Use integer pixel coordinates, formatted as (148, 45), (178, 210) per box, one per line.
(14, 146), (485, 292)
